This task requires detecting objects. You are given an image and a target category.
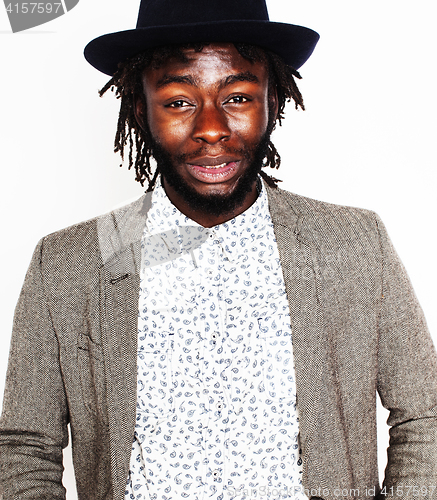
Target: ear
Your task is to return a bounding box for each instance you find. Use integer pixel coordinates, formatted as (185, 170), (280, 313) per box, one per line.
(134, 93), (147, 131)
(267, 85), (279, 131)
(269, 86), (279, 120)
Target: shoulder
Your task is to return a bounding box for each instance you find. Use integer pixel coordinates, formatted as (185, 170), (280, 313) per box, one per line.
(267, 184), (377, 222)
(266, 184), (384, 251)
(37, 193), (151, 270)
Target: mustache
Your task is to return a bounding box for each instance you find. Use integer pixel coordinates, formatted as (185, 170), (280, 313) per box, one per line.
(171, 146), (249, 164)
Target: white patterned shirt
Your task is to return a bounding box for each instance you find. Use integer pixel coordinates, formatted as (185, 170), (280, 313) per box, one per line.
(126, 178), (307, 500)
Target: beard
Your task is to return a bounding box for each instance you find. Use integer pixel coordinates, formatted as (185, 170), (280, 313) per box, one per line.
(150, 133), (271, 219)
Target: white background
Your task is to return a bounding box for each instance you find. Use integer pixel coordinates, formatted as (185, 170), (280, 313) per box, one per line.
(0, 0), (436, 497)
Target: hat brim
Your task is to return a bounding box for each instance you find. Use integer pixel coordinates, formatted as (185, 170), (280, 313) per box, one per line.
(84, 20), (319, 76)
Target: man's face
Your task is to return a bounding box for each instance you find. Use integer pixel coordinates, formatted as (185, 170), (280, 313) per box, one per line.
(136, 43), (275, 226)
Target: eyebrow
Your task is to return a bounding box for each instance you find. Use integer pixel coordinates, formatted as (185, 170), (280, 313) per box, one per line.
(155, 71), (260, 91)
(220, 72), (260, 89)
(155, 74), (198, 90)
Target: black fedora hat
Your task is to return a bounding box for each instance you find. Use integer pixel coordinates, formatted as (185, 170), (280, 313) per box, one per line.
(84, 0), (320, 76)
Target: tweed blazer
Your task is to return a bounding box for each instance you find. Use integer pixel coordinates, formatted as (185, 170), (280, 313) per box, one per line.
(1, 185), (437, 500)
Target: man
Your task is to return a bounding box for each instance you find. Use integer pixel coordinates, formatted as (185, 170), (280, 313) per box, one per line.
(1, 0), (437, 499)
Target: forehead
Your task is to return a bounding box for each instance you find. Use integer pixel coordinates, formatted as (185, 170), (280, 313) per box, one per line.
(142, 43), (268, 87)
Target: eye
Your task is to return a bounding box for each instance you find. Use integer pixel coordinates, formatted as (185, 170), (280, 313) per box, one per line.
(226, 95), (250, 104)
(165, 99), (192, 108)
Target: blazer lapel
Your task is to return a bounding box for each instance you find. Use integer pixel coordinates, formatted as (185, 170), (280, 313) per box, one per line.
(97, 194), (152, 500)
(266, 187), (323, 476)
(266, 186), (354, 491)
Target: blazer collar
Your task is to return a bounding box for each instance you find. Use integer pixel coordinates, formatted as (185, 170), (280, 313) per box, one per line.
(97, 192), (152, 274)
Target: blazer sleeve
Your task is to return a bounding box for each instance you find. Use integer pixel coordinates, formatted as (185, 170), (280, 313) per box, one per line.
(0, 239), (69, 500)
(375, 215), (437, 494)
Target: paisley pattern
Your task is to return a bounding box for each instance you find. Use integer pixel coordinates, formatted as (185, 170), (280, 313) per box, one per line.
(126, 178), (307, 500)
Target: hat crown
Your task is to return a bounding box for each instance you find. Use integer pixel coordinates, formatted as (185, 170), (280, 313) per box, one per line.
(136, 0), (270, 29)
(85, 0), (319, 76)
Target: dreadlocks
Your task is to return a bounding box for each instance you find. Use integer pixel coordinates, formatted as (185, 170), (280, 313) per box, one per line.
(99, 43), (304, 191)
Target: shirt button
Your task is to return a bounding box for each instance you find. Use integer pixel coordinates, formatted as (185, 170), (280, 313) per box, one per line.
(216, 401), (224, 411)
(211, 332), (219, 341)
(212, 469), (221, 480)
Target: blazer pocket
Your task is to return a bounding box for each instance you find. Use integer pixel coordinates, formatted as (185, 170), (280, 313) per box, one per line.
(77, 333), (106, 419)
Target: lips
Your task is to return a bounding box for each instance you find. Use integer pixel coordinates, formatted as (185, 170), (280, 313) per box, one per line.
(186, 156), (241, 183)
(187, 155), (241, 167)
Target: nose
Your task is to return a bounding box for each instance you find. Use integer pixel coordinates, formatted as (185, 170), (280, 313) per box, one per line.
(192, 103), (231, 144)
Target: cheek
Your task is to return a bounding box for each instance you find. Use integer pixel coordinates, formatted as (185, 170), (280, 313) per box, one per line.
(234, 105), (269, 143)
(146, 109), (188, 149)
(155, 127), (192, 153)
(146, 105), (163, 139)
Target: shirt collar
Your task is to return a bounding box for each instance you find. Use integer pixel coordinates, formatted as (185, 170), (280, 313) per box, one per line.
(144, 176), (272, 261)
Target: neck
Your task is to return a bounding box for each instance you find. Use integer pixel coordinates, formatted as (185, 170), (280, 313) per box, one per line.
(161, 178), (259, 228)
